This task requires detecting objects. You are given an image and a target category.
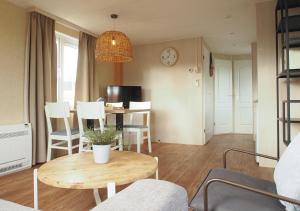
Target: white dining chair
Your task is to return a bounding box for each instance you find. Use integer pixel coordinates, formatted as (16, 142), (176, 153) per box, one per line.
(77, 101), (123, 152)
(123, 101), (152, 153)
(45, 102), (80, 161)
(106, 102), (123, 127)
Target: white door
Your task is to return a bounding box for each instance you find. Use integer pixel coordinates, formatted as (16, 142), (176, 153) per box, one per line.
(203, 46), (214, 143)
(234, 60), (253, 134)
(214, 59), (233, 134)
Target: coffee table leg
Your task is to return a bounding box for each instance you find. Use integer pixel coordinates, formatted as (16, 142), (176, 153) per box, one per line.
(93, 188), (101, 204)
(33, 169), (38, 210)
(107, 182), (116, 198)
(155, 157), (159, 180)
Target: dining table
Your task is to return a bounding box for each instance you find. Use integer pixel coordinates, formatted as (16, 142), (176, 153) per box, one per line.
(105, 107), (150, 130)
(71, 107), (151, 130)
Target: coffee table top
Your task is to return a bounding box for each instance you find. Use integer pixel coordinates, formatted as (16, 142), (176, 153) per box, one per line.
(38, 151), (158, 189)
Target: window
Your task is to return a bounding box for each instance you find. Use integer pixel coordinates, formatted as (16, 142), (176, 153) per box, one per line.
(56, 32), (79, 108)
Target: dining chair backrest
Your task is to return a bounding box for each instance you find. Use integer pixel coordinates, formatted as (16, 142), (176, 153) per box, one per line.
(129, 101), (151, 126)
(106, 102), (123, 108)
(77, 101), (106, 136)
(45, 102), (71, 136)
(130, 101), (151, 110)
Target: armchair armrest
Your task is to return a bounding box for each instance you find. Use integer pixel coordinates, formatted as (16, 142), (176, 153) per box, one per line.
(203, 178), (300, 211)
(223, 148), (278, 168)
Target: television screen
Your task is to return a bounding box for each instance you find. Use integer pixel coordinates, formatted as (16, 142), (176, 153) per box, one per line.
(107, 85), (142, 108)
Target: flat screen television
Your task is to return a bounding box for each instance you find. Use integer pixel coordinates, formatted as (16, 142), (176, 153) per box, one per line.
(107, 85), (142, 108)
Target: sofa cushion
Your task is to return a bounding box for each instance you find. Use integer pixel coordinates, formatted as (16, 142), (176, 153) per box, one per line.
(274, 133), (300, 211)
(190, 168), (285, 211)
(0, 199), (37, 211)
(91, 179), (188, 211)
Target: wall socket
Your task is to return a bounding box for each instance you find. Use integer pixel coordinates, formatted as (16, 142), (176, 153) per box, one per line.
(188, 67), (200, 73)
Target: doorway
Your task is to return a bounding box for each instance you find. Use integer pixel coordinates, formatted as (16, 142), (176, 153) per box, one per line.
(214, 57), (253, 135)
(233, 60), (253, 134)
(214, 59), (233, 134)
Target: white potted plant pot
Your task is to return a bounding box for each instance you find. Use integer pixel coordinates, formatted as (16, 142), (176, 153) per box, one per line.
(84, 128), (118, 164)
(93, 144), (111, 164)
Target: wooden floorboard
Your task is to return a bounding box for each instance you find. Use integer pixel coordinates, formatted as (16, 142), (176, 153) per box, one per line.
(0, 134), (274, 210)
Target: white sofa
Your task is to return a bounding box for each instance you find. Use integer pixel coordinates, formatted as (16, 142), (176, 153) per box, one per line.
(0, 199), (37, 211)
(91, 179), (188, 211)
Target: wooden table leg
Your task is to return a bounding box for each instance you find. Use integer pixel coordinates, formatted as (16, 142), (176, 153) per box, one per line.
(33, 169), (38, 210)
(93, 188), (101, 204)
(155, 157), (159, 180)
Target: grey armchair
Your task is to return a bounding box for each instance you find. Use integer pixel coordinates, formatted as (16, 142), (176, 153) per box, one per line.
(189, 148), (300, 211)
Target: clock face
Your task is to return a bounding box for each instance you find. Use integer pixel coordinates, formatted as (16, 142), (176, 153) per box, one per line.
(160, 47), (178, 66)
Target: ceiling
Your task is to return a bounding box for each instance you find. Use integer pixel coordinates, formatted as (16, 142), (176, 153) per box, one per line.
(8, 0), (271, 55)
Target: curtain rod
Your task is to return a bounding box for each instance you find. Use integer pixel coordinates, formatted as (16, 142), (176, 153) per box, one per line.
(27, 7), (99, 38)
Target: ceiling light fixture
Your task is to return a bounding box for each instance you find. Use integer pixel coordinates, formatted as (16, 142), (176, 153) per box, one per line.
(95, 14), (133, 63)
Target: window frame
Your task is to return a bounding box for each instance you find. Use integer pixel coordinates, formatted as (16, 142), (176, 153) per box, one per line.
(56, 31), (79, 108)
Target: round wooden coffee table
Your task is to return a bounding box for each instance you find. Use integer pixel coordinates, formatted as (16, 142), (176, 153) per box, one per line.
(37, 151), (158, 205)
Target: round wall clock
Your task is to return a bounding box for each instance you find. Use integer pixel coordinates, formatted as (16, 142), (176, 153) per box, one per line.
(160, 47), (178, 66)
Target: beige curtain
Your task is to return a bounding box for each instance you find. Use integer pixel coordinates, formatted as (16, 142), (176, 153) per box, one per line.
(74, 32), (97, 103)
(24, 12), (57, 164)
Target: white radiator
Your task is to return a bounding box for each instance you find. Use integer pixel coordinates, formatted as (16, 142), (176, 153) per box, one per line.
(0, 123), (32, 176)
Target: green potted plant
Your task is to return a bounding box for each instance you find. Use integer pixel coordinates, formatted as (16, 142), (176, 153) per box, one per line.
(84, 128), (119, 164)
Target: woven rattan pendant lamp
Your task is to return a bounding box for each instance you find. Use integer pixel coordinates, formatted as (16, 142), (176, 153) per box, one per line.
(95, 14), (133, 63)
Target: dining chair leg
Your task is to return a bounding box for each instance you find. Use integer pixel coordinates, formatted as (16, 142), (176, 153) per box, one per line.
(47, 137), (52, 162)
(147, 129), (152, 153)
(93, 188), (101, 205)
(127, 133), (132, 151)
(68, 139), (72, 155)
(154, 157), (159, 180)
(79, 138), (83, 153)
(137, 131), (141, 153)
(119, 133), (123, 151)
(33, 169), (38, 210)
(107, 182), (116, 198)
(128, 140), (131, 151)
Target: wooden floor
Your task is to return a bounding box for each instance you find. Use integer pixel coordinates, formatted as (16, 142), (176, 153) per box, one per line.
(0, 134), (274, 210)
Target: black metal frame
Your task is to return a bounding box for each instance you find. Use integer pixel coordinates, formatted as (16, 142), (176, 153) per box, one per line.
(203, 178), (300, 211)
(276, 0), (300, 152)
(223, 148), (278, 168)
(189, 148), (300, 211)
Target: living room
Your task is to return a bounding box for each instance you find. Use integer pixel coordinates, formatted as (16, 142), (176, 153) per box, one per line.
(1, 0), (300, 210)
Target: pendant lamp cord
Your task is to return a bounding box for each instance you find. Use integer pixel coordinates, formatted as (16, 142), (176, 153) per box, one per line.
(111, 14), (118, 31)
(113, 18), (116, 31)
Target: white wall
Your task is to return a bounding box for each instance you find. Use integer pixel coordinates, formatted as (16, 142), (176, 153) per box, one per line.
(252, 43), (258, 142)
(256, 0), (277, 167)
(0, 0), (28, 125)
(124, 38), (204, 145)
(95, 62), (114, 98)
(202, 43), (214, 143)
